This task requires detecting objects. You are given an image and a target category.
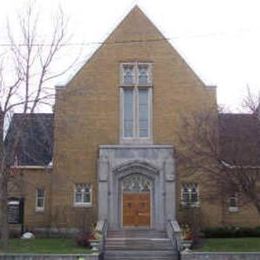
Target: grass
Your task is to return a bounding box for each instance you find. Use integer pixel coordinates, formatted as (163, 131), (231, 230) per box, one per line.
(196, 237), (260, 252)
(0, 238), (91, 254)
(2, 237), (260, 253)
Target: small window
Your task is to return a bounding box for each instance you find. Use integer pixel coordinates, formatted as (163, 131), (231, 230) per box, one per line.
(74, 184), (92, 207)
(228, 194), (239, 212)
(36, 188), (45, 211)
(181, 183), (199, 207)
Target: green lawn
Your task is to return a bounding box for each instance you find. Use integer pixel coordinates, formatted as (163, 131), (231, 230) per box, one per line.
(0, 239), (91, 254)
(196, 237), (260, 252)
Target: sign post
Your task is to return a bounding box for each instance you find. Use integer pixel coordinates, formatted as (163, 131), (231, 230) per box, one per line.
(8, 198), (25, 235)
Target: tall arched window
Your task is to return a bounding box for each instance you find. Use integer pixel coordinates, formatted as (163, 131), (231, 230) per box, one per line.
(120, 62), (152, 143)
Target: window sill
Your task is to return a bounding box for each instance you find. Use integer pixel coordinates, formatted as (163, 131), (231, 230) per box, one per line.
(35, 208), (45, 213)
(73, 203), (92, 208)
(181, 203), (200, 208)
(228, 207), (239, 212)
(120, 138), (153, 145)
(120, 84), (152, 88)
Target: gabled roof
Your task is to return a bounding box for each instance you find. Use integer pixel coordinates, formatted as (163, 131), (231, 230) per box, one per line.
(219, 113), (260, 166)
(5, 113), (53, 166)
(65, 5), (206, 88)
(105, 5), (166, 43)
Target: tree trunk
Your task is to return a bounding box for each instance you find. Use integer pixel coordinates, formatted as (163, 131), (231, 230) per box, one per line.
(0, 109), (9, 251)
(0, 175), (9, 251)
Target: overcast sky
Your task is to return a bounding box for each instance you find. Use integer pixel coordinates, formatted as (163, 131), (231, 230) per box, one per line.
(1, 0), (260, 111)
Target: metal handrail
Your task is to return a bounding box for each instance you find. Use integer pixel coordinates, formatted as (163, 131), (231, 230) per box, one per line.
(167, 220), (181, 260)
(94, 219), (108, 255)
(100, 220), (108, 253)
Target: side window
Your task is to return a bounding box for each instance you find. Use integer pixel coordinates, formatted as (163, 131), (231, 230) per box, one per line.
(74, 184), (92, 207)
(36, 188), (45, 211)
(228, 194), (239, 212)
(181, 183), (199, 207)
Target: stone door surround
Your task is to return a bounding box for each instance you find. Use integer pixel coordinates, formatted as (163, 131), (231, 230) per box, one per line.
(98, 145), (176, 230)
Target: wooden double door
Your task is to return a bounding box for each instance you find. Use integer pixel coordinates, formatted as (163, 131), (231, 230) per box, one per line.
(122, 192), (151, 227)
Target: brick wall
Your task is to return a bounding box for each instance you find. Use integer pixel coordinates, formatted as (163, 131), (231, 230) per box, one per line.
(8, 7), (260, 231)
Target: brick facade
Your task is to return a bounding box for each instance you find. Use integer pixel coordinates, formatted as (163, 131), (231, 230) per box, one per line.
(9, 6), (260, 232)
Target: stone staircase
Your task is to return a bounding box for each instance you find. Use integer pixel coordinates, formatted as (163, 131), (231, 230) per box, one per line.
(103, 229), (178, 260)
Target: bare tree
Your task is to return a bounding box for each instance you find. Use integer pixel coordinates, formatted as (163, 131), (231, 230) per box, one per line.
(242, 86), (260, 115)
(177, 106), (260, 216)
(0, 2), (76, 250)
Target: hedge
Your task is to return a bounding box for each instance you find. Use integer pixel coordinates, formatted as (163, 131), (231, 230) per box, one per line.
(203, 226), (260, 238)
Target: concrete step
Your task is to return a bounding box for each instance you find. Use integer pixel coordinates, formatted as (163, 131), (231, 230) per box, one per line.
(104, 229), (177, 260)
(108, 229), (167, 238)
(104, 250), (178, 260)
(105, 238), (173, 250)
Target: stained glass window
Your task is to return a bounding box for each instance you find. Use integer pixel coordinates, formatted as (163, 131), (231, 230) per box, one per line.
(122, 174), (152, 193)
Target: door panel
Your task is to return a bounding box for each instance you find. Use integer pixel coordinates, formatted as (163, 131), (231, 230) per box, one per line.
(123, 193), (150, 227)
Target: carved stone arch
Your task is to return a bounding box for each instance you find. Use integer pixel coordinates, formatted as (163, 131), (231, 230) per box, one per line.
(113, 159), (159, 180)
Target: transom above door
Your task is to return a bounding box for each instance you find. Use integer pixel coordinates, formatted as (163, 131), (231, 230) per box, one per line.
(121, 174), (152, 228)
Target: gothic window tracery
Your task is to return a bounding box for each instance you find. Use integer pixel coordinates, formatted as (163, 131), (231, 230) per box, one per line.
(122, 174), (152, 192)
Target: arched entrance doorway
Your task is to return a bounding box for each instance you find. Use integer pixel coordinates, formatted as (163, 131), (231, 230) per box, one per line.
(98, 147), (176, 230)
(121, 174), (152, 228)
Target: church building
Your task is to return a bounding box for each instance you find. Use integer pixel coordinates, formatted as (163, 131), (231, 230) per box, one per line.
(7, 6), (260, 235)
